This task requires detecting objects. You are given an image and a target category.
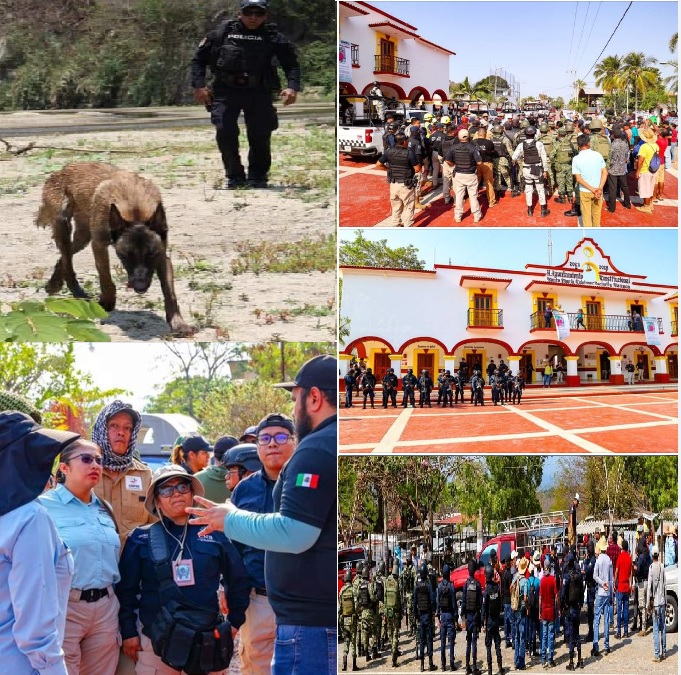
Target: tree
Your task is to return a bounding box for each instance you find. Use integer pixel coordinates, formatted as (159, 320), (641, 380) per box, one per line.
(553, 97), (565, 109)
(624, 456), (678, 513)
(595, 55), (623, 115)
(483, 457), (544, 524)
(248, 342), (334, 382)
(663, 60), (678, 97)
(451, 76), (490, 104)
(670, 33), (678, 54)
(145, 375), (231, 421)
(623, 52), (659, 112)
(339, 231), (425, 270)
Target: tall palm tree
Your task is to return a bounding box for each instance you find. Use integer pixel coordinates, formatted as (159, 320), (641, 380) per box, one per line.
(452, 76), (490, 104)
(622, 52), (659, 113)
(670, 32), (678, 54)
(663, 59), (678, 96)
(594, 55), (623, 115)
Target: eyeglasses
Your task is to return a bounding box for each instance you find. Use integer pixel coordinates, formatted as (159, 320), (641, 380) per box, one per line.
(156, 482), (192, 497)
(225, 468), (241, 477)
(242, 8), (266, 16)
(69, 454), (103, 466)
(257, 432), (291, 445)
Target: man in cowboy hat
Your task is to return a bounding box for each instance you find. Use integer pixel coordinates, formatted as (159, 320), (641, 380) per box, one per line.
(568, 494), (579, 548)
(513, 556), (530, 671)
(592, 537), (613, 657)
(635, 126), (660, 214)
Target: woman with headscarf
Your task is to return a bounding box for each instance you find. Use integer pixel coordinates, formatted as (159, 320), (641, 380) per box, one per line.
(40, 439), (121, 675)
(0, 410), (80, 675)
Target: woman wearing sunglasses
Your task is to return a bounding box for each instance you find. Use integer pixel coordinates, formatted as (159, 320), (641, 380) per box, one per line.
(116, 466), (250, 674)
(39, 439), (121, 675)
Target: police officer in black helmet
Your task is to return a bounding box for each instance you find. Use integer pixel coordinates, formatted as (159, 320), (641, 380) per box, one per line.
(191, 0), (301, 189)
(414, 562), (437, 672)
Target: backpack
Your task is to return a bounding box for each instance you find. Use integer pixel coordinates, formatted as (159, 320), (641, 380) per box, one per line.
(510, 576), (520, 612)
(568, 569), (583, 605)
(384, 576), (399, 615)
(465, 578), (479, 613)
(648, 144), (661, 173)
(340, 585), (355, 617)
(528, 579), (538, 611)
(358, 581), (371, 608)
(374, 576), (384, 603)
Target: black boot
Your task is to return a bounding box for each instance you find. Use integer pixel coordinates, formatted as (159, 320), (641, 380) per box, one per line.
(527, 206), (534, 216)
(343, 655), (348, 671)
(566, 658), (574, 670)
(362, 404), (366, 409)
(540, 204), (550, 217)
(393, 653), (398, 668)
(564, 200), (579, 217)
(429, 656), (438, 671)
(353, 657), (360, 671)
(488, 664), (493, 675)
(421, 658), (426, 672)
(555, 195), (566, 204)
(497, 662), (504, 675)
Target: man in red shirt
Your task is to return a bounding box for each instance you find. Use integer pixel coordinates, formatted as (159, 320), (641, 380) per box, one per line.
(614, 540), (633, 638)
(653, 129), (669, 202)
(539, 557), (559, 667)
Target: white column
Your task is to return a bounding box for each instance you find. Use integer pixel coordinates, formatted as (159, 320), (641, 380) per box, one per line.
(339, 354), (353, 376)
(390, 354), (403, 380)
(444, 357), (456, 374)
(508, 356), (521, 376)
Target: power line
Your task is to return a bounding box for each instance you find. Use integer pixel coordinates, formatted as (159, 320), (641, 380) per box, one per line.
(582, 1), (633, 80)
(577, 2), (603, 72)
(566, 2), (579, 73)
(574, 2), (592, 72)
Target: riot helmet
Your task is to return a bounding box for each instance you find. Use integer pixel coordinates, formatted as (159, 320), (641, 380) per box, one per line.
(525, 126), (537, 137)
(223, 443), (262, 476)
(420, 562), (429, 580)
(442, 564), (450, 580)
(485, 563), (494, 583)
(344, 568), (352, 583)
(468, 559), (477, 577)
(362, 565), (370, 579)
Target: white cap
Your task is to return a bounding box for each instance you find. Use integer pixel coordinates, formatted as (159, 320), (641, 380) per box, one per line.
(510, 550), (518, 560)
(575, 493), (580, 501)
(652, 545), (659, 557)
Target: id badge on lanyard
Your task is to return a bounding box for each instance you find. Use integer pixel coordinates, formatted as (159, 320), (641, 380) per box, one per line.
(173, 559), (196, 587)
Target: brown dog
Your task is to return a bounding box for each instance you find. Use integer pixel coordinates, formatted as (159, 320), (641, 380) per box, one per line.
(36, 162), (191, 335)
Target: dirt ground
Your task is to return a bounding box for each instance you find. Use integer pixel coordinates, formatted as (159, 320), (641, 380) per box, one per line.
(0, 113), (335, 342)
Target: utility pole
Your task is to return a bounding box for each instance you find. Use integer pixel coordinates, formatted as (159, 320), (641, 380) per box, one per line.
(548, 230), (553, 266)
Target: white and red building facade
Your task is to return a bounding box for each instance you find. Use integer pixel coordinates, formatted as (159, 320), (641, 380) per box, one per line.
(339, 1), (454, 107)
(340, 238), (678, 387)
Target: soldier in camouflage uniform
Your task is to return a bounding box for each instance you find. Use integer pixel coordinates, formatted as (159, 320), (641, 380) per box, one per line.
(353, 561), (366, 656)
(385, 562), (403, 667)
(552, 127), (578, 208)
(358, 564), (378, 662)
(402, 553), (418, 637)
(491, 125), (514, 199)
(538, 122), (557, 198)
(339, 569), (359, 671)
(374, 560), (388, 652)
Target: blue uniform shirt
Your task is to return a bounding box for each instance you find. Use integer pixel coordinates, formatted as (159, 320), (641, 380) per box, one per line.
(39, 484), (120, 590)
(230, 469), (277, 590)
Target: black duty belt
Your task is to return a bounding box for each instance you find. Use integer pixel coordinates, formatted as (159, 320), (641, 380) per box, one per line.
(79, 587), (109, 602)
(255, 587), (268, 597)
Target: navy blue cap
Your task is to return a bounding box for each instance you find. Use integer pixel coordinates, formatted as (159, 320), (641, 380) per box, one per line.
(181, 434), (212, 453)
(273, 354), (337, 391)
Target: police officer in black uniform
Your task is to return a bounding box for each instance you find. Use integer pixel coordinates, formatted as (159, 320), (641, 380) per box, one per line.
(414, 562), (438, 672)
(437, 564), (457, 672)
(481, 563), (503, 675)
(344, 368), (356, 408)
(361, 367), (377, 409)
(191, 0), (301, 189)
(382, 368), (399, 409)
(402, 368), (418, 408)
(463, 559), (483, 675)
(418, 369), (434, 408)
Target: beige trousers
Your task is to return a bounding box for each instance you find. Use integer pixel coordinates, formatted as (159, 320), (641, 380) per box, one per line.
(238, 590), (277, 675)
(135, 633), (226, 675)
(453, 171), (482, 221)
(64, 589), (120, 675)
(389, 182), (415, 227)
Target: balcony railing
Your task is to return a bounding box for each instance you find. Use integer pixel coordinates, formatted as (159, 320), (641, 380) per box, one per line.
(374, 54), (410, 76)
(351, 43), (359, 67)
(468, 309), (503, 328)
(673, 320), (678, 337)
(530, 312), (663, 333)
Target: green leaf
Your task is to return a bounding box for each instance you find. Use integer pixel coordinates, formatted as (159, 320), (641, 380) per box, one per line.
(44, 297), (108, 320)
(8, 314), (71, 342)
(14, 300), (48, 315)
(66, 320), (111, 342)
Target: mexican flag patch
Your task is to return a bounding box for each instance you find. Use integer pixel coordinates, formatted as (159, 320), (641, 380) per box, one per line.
(295, 473), (319, 488)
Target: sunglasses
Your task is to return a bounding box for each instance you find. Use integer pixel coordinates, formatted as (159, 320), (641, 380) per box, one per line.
(156, 482), (192, 498)
(69, 453), (103, 466)
(257, 432), (292, 445)
(242, 8), (266, 16)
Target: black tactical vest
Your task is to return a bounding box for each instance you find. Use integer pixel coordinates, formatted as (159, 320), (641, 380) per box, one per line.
(488, 585), (501, 617)
(492, 137), (509, 159)
(522, 140), (541, 165)
(465, 578), (478, 613)
(416, 580), (431, 612)
(439, 582), (452, 611)
(453, 143), (475, 173)
(385, 146), (414, 184)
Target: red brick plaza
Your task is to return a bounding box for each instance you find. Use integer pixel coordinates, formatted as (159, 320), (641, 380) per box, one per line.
(339, 385), (678, 454)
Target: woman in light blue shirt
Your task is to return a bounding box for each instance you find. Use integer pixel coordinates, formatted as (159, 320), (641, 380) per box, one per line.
(40, 440), (121, 675)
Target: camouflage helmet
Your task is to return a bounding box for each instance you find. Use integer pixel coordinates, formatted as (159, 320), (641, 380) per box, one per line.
(539, 122), (549, 133)
(589, 117), (603, 130)
(520, 119), (530, 129)
(492, 124), (503, 135)
(525, 126), (537, 137)
(362, 565), (370, 579)
(344, 568), (352, 583)
(356, 560), (364, 575)
(565, 121), (575, 132)
(558, 127), (567, 137)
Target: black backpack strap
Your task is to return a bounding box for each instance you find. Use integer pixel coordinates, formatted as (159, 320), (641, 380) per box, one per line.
(149, 522), (179, 600)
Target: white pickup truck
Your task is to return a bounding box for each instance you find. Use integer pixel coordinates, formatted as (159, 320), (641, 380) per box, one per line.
(338, 95), (410, 159)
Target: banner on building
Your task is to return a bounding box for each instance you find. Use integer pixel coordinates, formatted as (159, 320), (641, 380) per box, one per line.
(339, 40), (352, 83)
(552, 309), (570, 340)
(642, 316), (661, 346)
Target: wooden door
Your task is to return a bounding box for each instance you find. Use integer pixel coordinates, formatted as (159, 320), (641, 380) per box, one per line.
(668, 354), (678, 379)
(417, 353), (434, 376)
(537, 298), (553, 328)
(636, 353), (650, 379)
(466, 354), (483, 374)
(630, 303), (645, 331)
(374, 353), (391, 382)
(379, 39), (394, 72)
(586, 301), (602, 330)
(473, 294), (493, 326)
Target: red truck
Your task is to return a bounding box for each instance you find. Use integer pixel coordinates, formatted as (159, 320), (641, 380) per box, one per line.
(338, 546), (368, 593)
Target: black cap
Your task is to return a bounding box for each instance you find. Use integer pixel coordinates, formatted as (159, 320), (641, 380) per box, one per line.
(273, 354), (337, 391)
(213, 435), (239, 461)
(181, 434), (212, 453)
(239, 425), (258, 442)
(255, 413), (294, 436)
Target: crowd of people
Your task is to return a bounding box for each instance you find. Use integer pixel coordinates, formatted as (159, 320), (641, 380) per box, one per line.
(375, 104), (677, 226)
(0, 354), (337, 675)
(340, 521), (677, 673)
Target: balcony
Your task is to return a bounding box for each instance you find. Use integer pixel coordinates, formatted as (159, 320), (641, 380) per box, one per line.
(468, 309), (503, 328)
(374, 54), (410, 77)
(530, 312), (663, 333)
(351, 44), (359, 67)
(673, 320), (678, 337)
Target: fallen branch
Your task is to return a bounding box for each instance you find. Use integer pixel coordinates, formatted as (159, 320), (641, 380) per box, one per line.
(0, 137), (167, 155)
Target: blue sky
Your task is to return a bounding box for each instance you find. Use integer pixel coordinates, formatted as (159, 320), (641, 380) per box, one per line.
(340, 228), (679, 286)
(370, 1), (678, 99)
